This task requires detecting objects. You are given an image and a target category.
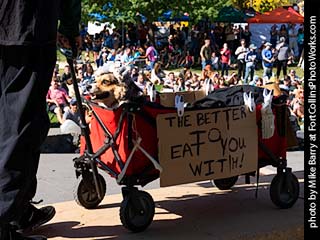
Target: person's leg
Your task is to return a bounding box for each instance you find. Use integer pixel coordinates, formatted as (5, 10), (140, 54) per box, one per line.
(250, 66), (254, 82)
(54, 107), (63, 124)
(276, 61), (281, 79)
(237, 60), (243, 79)
(244, 64), (250, 84)
(201, 60), (206, 70)
(60, 120), (81, 146)
(0, 45), (56, 233)
(221, 63), (226, 76)
(282, 60), (288, 78)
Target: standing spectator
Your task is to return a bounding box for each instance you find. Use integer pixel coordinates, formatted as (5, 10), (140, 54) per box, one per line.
(189, 31), (201, 66)
(0, 1), (81, 238)
(200, 39), (212, 69)
(92, 33), (102, 63)
(278, 24), (289, 43)
(102, 29), (114, 49)
(242, 25), (252, 47)
(275, 37), (292, 80)
(137, 24), (148, 47)
(288, 23), (299, 58)
(297, 26), (304, 58)
(220, 43), (231, 77)
(225, 24), (235, 53)
(127, 23), (138, 46)
(261, 42), (274, 80)
(234, 39), (248, 80)
(244, 44), (258, 84)
(270, 24), (278, 48)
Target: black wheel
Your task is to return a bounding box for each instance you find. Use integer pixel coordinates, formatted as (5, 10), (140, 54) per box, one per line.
(212, 176), (239, 190)
(74, 173), (106, 209)
(120, 190), (155, 232)
(270, 172), (299, 209)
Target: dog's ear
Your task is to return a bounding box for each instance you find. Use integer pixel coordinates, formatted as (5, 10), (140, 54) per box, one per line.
(113, 84), (127, 101)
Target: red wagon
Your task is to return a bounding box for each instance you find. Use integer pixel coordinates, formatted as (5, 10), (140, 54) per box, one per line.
(72, 86), (300, 232)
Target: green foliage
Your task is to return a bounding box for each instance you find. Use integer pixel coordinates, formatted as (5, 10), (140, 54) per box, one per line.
(81, 0), (232, 25)
(231, 0), (291, 13)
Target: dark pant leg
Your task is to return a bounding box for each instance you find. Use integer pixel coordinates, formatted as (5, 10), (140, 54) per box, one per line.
(276, 61), (282, 78)
(0, 45), (56, 224)
(282, 60), (288, 78)
(237, 60), (245, 79)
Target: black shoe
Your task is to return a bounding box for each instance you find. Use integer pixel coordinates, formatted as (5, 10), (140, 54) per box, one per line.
(13, 204), (56, 234)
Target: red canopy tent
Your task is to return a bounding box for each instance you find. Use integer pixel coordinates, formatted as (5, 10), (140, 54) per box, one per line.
(247, 7), (304, 23)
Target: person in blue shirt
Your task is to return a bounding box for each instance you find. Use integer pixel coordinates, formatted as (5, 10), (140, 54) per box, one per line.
(244, 44), (258, 84)
(261, 42), (275, 80)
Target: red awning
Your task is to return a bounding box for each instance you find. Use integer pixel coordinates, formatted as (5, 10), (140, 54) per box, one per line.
(247, 7), (304, 23)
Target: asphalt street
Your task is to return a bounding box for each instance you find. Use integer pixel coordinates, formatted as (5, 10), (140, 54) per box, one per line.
(35, 150), (304, 205)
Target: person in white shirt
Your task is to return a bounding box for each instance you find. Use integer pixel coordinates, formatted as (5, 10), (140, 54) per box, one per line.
(234, 39), (248, 80)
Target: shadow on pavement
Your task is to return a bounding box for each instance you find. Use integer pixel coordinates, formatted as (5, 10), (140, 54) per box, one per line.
(34, 170), (304, 240)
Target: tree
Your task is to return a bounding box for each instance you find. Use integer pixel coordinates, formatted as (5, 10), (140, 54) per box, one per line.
(231, 0), (291, 13)
(82, 0), (232, 24)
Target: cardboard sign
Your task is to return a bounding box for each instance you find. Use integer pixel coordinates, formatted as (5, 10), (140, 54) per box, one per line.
(159, 90), (206, 107)
(156, 106), (258, 187)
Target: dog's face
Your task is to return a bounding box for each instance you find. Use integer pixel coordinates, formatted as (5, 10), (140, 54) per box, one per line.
(88, 73), (127, 107)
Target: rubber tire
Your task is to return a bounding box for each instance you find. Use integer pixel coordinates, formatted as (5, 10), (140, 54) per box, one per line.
(212, 176), (239, 190)
(74, 173), (106, 209)
(120, 191), (155, 232)
(270, 172), (299, 209)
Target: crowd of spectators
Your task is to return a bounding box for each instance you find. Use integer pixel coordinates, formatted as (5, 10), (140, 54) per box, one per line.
(48, 21), (304, 146)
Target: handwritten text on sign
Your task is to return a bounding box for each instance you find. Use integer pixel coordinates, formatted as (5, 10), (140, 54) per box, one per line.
(156, 106), (258, 187)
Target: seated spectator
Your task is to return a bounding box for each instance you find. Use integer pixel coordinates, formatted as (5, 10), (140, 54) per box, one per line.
(163, 72), (176, 90)
(255, 77), (264, 87)
(226, 72), (240, 86)
(217, 77), (227, 89)
(288, 69), (300, 83)
(185, 73), (201, 91)
(107, 49), (117, 61)
(290, 89), (304, 122)
(135, 73), (147, 92)
(184, 50), (194, 68)
(211, 51), (220, 70)
(279, 77), (291, 95)
(60, 65), (71, 93)
(60, 98), (81, 146)
(96, 51), (108, 67)
(183, 69), (193, 82)
(130, 67), (139, 82)
(178, 65), (191, 80)
(151, 62), (166, 84)
(174, 77), (186, 92)
(46, 76), (72, 124)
